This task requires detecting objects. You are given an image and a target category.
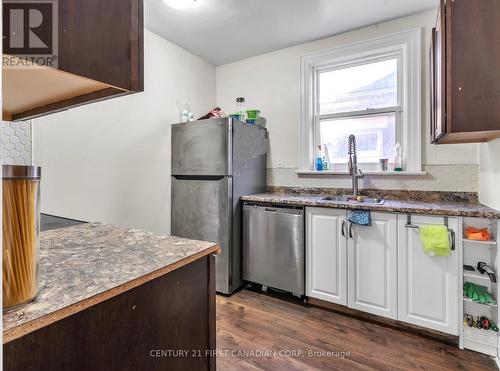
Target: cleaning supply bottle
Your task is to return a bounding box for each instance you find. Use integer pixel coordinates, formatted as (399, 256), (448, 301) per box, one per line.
(236, 97), (246, 121)
(394, 143), (403, 171)
(322, 145), (329, 171)
(315, 145), (324, 171)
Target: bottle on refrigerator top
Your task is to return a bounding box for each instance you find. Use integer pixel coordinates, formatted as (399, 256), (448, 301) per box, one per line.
(315, 145), (324, 171)
(394, 142), (403, 171)
(236, 97), (246, 121)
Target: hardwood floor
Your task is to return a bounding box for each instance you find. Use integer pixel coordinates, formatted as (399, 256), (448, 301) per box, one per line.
(217, 289), (496, 370)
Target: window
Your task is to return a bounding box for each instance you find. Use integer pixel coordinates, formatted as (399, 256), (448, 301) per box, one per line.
(319, 58), (399, 166)
(300, 29), (422, 172)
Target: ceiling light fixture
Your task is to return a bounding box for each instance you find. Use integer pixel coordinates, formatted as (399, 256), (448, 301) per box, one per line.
(163, 0), (198, 10)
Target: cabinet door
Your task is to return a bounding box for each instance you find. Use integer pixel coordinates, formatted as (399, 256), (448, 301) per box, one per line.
(448, 0), (500, 134)
(430, 2), (446, 143)
(398, 215), (459, 335)
(3, 0), (144, 121)
(435, 1), (446, 140)
(348, 213), (398, 319)
(430, 27), (436, 143)
(306, 208), (347, 305)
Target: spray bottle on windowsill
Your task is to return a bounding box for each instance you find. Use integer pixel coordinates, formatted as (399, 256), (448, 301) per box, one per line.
(322, 145), (330, 171)
(394, 142), (403, 171)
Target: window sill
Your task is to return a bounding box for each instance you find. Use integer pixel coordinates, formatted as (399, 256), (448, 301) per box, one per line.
(296, 170), (427, 177)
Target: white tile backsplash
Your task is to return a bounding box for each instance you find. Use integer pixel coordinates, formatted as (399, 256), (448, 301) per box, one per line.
(1, 121), (32, 165)
(268, 164), (479, 192)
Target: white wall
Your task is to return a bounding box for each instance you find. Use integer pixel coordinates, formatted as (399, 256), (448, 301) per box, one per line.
(33, 30), (216, 234)
(216, 10), (479, 192)
(479, 139), (500, 210)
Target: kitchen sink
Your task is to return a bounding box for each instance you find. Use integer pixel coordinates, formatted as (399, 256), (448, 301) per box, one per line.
(322, 196), (385, 205)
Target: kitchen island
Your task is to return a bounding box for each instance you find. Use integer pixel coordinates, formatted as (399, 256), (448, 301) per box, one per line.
(3, 223), (220, 371)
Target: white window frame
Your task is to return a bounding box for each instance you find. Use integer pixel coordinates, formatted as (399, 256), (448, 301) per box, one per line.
(300, 28), (422, 173)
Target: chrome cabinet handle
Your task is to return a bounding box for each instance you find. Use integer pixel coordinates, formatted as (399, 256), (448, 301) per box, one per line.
(349, 223), (354, 239)
(341, 220), (346, 237)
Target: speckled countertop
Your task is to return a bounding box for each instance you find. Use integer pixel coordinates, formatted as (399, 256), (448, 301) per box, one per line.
(240, 193), (500, 219)
(3, 223), (220, 343)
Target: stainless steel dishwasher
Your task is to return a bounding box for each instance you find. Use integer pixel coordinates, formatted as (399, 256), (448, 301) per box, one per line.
(242, 203), (304, 296)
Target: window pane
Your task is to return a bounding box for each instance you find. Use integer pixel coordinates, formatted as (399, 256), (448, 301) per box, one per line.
(319, 58), (398, 114)
(320, 113), (396, 164)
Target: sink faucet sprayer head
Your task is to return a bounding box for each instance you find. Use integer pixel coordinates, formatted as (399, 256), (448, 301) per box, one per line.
(348, 134), (356, 156)
(348, 134), (362, 197)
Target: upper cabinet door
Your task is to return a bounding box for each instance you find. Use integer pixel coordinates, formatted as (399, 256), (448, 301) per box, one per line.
(430, 27), (437, 143)
(397, 214), (459, 335)
(347, 213), (398, 320)
(431, 0), (500, 143)
(2, 0), (144, 121)
(430, 3), (446, 144)
(449, 0), (500, 135)
(306, 207), (347, 305)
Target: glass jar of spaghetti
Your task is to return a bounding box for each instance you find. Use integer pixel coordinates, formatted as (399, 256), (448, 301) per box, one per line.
(3, 165), (41, 309)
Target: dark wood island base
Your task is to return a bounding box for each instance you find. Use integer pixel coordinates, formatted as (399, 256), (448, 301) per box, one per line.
(4, 255), (216, 371)
(3, 223), (219, 371)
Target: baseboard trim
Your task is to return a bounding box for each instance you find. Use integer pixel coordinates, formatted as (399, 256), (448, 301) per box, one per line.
(307, 297), (459, 346)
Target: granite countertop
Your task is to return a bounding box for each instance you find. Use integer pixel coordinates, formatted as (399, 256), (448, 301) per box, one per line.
(3, 223), (220, 343)
(240, 193), (500, 219)
(40, 213), (87, 231)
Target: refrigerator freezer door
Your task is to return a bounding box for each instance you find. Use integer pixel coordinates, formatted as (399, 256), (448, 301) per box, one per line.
(171, 176), (233, 293)
(171, 118), (231, 176)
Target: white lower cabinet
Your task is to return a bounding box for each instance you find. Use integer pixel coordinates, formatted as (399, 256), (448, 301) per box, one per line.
(306, 208), (397, 319)
(307, 208), (460, 335)
(348, 212), (398, 319)
(306, 208), (347, 305)
(397, 214), (459, 335)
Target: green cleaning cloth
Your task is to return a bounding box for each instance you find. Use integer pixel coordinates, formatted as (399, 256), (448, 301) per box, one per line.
(464, 282), (497, 305)
(418, 225), (451, 256)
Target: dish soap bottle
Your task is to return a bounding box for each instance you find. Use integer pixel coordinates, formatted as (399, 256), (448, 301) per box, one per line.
(394, 143), (403, 171)
(315, 145), (324, 171)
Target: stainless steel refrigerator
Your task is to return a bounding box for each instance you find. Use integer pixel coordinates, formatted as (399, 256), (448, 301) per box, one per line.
(171, 117), (267, 294)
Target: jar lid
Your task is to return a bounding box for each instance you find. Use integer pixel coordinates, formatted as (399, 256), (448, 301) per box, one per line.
(3, 165), (41, 180)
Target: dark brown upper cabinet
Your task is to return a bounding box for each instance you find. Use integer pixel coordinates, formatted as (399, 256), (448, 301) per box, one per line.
(430, 0), (500, 144)
(2, 0), (143, 121)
